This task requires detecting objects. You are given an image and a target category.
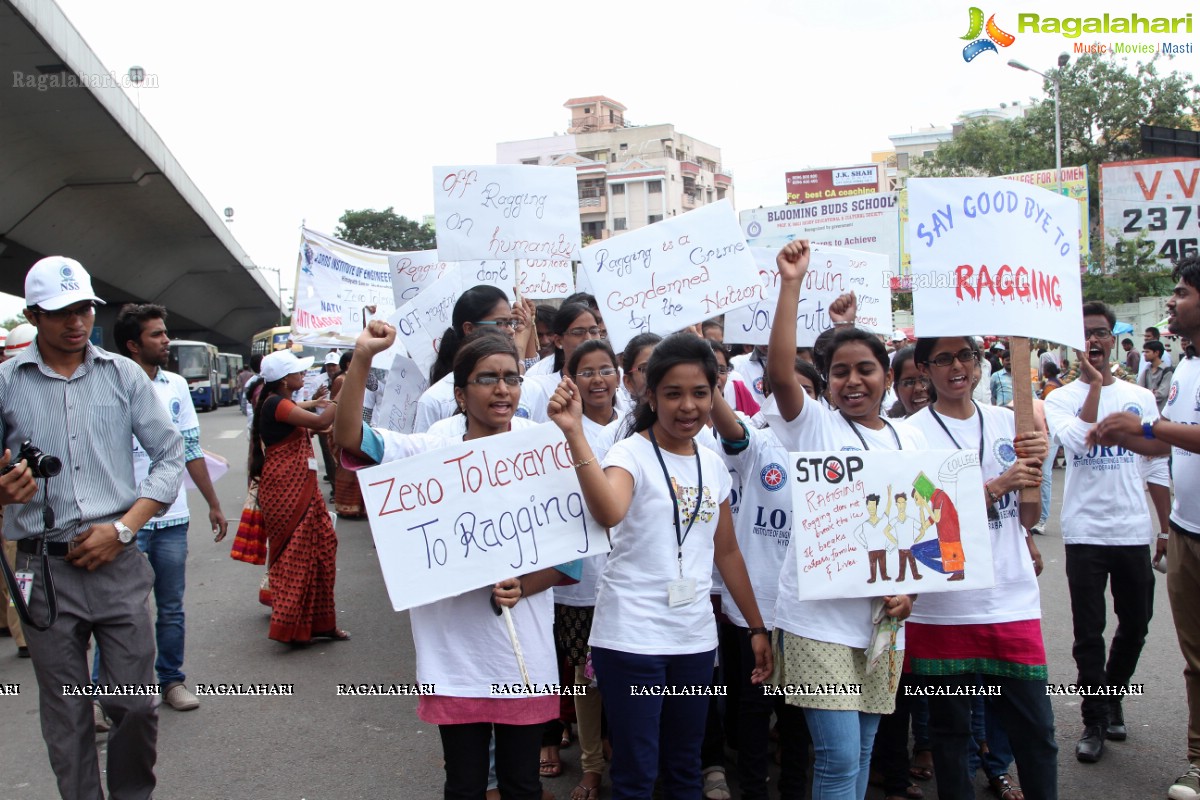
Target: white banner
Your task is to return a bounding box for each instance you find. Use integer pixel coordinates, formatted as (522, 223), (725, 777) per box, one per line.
(724, 246), (892, 346)
(580, 200), (763, 354)
(518, 258), (574, 299)
(389, 250), (451, 307)
(370, 354), (428, 435)
(390, 263), (465, 376)
(358, 424), (608, 611)
(294, 228), (395, 345)
(790, 449), (994, 600)
(740, 193), (900, 270)
(1100, 158), (1200, 265)
(433, 165), (581, 263)
(906, 177), (1084, 350)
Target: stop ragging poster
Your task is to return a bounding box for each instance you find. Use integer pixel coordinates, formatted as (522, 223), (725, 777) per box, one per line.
(906, 177), (1084, 351)
(790, 449), (994, 601)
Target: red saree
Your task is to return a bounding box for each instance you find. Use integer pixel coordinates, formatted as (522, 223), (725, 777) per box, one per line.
(261, 427), (338, 643)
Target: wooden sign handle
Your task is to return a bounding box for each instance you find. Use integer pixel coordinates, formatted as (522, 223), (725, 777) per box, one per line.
(1008, 336), (1040, 503)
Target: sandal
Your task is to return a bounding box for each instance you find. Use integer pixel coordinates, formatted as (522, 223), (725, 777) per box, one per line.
(312, 629), (351, 641)
(909, 750), (934, 781)
(988, 773), (1024, 800)
(702, 766), (731, 800)
(561, 723), (574, 749)
(539, 746), (562, 778)
(569, 773), (601, 800)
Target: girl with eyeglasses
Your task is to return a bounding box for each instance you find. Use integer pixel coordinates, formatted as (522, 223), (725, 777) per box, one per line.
(522, 304), (606, 424)
(765, 240), (922, 800)
(889, 346), (935, 419)
(335, 321), (578, 800)
(904, 336), (1053, 800)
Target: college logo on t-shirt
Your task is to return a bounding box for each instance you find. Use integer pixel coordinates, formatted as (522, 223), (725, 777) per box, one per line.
(169, 397), (183, 424)
(1123, 402), (1142, 416)
(753, 377), (765, 396)
(993, 438), (1017, 467)
(514, 407), (530, 419)
(1194, 384), (1200, 413)
(760, 462), (787, 492)
(1168, 381), (1179, 406)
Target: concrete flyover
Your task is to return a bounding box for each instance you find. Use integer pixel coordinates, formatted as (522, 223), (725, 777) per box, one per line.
(0, 0), (279, 352)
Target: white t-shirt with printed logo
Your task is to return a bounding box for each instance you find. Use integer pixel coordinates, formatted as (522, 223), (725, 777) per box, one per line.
(1044, 378), (1166, 545)
(730, 353), (767, 408)
(413, 372), (536, 432)
(766, 396), (926, 649)
(589, 432), (732, 655)
(907, 404), (1041, 625)
(132, 370), (196, 525)
(1165, 357), (1200, 532)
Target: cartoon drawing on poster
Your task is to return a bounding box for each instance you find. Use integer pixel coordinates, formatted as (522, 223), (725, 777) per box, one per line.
(790, 449), (993, 601)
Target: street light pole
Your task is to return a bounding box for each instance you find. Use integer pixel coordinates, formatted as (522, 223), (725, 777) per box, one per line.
(1008, 53), (1070, 195)
(257, 266), (285, 326)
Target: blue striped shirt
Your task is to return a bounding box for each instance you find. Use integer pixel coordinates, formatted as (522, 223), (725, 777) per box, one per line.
(0, 342), (184, 542)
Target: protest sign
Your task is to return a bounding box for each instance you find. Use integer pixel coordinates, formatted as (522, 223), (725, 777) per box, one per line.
(371, 353), (428, 435)
(790, 449), (993, 601)
(389, 250), (450, 307)
(580, 200), (762, 353)
(358, 424), (608, 611)
(741, 193), (900, 272)
(463, 260), (517, 301)
(724, 246), (892, 346)
(906, 177), (1084, 350)
(518, 258), (574, 299)
(294, 228), (395, 345)
(391, 263), (464, 375)
(1000, 166), (1090, 257)
(433, 165), (582, 263)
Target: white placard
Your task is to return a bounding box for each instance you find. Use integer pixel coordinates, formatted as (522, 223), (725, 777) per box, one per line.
(580, 200), (763, 354)
(724, 246), (892, 346)
(391, 263), (465, 376)
(358, 424), (608, 611)
(906, 177), (1083, 350)
(389, 250), (450, 307)
(370, 354), (428, 434)
(741, 193), (900, 268)
(518, 258), (574, 299)
(433, 165), (581, 263)
(790, 449), (994, 601)
(462, 260), (517, 301)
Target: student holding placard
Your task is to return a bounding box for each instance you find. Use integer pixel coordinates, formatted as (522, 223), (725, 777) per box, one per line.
(764, 240), (920, 800)
(545, 333), (772, 800)
(335, 322), (577, 800)
(905, 335), (1056, 800)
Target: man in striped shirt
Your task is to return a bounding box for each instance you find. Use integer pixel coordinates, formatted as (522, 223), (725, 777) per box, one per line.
(0, 256), (183, 800)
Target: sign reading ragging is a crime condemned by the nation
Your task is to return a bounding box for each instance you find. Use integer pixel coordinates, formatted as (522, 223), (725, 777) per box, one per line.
(358, 424), (608, 611)
(906, 177), (1084, 351)
(580, 199), (763, 354)
(790, 449), (994, 601)
(433, 165), (582, 264)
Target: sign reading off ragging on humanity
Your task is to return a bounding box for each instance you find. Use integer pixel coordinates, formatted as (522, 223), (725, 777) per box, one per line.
(790, 449), (993, 601)
(581, 200), (762, 354)
(358, 424), (608, 611)
(433, 165), (582, 263)
(906, 177), (1084, 351)
(724, 246), (892, 347)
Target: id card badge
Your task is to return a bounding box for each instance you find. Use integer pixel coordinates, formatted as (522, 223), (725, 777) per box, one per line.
(14, 571), (33, 605)
(307, 457), (318, 472)
(667, 577), (697, 608)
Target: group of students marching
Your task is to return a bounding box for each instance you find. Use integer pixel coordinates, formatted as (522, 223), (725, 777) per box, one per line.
(315, 239), (1200, 800)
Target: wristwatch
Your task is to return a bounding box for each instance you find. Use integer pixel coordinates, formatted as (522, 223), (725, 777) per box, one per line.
(114, 521), (135, 545)
(1141, 415), (1158, 439)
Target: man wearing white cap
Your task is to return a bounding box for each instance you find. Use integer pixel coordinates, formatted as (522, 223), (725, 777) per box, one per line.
(0, 256), (183, 800)
(316, 351), (341, 483)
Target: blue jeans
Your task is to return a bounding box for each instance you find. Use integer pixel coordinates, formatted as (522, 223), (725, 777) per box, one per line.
(803, 707), (881, 800)
(592, 647), (714, 800)
(968, 693), (1014, 778)
(93, 522), (189, 687)
(1038, 450), (1054, 526)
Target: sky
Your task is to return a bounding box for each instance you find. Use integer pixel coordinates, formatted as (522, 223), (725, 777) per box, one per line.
(3, 0), (1196, 321)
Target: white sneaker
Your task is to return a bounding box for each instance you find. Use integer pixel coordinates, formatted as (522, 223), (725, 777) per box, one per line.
(93, 701), (110, 733)
(163, 683), (200, 711)
(1170, 764), (1200, 800)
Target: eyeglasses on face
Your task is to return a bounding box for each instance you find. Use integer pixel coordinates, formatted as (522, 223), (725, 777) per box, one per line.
(38, 302), (96, 320)
(926, 349), (980, 368)
(473, 318), (516, 330)
(899, 377), (932, 389)
(566, 326), (602, 338)
(466, 374), (523, 387)
(575, 367), (617, 379)
(715, 366), (732, 375)
(1084, 327), (1113, 340)
(632, 364), (650, 374)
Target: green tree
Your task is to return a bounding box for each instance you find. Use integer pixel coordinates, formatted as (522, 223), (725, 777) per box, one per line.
(1081, 230), (1176, 304)
(334, 207), (435, 251)
(0, 314), (28, 331)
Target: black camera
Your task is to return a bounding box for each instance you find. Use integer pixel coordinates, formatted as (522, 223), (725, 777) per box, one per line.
(2, 440), (62, 478)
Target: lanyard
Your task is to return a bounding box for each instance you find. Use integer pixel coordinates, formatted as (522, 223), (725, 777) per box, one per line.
(648, 428), (703, 577)
(839, 412), (902, 451)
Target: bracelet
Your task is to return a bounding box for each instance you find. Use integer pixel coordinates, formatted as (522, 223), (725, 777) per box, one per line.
(832, 320), (853, 327)
(1159, 532), (1171, 540)
(747, 627), (770, 638)
(573, 457), (595, 469)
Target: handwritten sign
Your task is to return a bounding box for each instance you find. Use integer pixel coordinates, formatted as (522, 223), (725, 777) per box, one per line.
(518, 258), (574, 300)
(358, 424), (608, 611)
(389, 250), (450, 307)
(391, 263), (464, 375)
(724, 246), (892, 346)
(579, 200), (761, 354)
(371, 353), (428, 435)
(464, 260), (516, 301)
(790, 449), (993, 601)
(906, 177), (1083, 350)
(433, 165), (581, 263)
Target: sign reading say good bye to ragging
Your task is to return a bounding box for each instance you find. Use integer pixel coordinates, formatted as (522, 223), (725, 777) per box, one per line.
(906, 177), (1084, 350)
(358, 424), (608, 611)
(581, 200), (762, 353)
(790, 449), (993, 601)
(433, 165), (582, 264)
(724, 245), (892, 346)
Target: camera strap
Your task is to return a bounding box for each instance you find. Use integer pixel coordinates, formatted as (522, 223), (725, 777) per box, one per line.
(0, 476), (59, 631)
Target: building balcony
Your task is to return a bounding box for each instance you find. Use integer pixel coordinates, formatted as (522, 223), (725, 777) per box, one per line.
(680, 160), (701, 176)
(682, 193), (697, 209)
(579, 195), (607, 215)
(715, 171), (733, 187)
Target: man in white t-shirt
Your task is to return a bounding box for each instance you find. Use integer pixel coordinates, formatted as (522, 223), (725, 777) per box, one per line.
(854, 492), (895, 583)
(1090, 260), (1200, 800)
(890, 491), (922, 582)
(1045, 300), (1171, 765)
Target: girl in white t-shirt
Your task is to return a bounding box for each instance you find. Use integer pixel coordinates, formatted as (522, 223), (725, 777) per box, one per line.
(546, 333), (773, 800)
(906, 335), (1055, 800)
(334, 323), (575, 800)
(522, 303), (604, 423)
(765, 240), (919, 800)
